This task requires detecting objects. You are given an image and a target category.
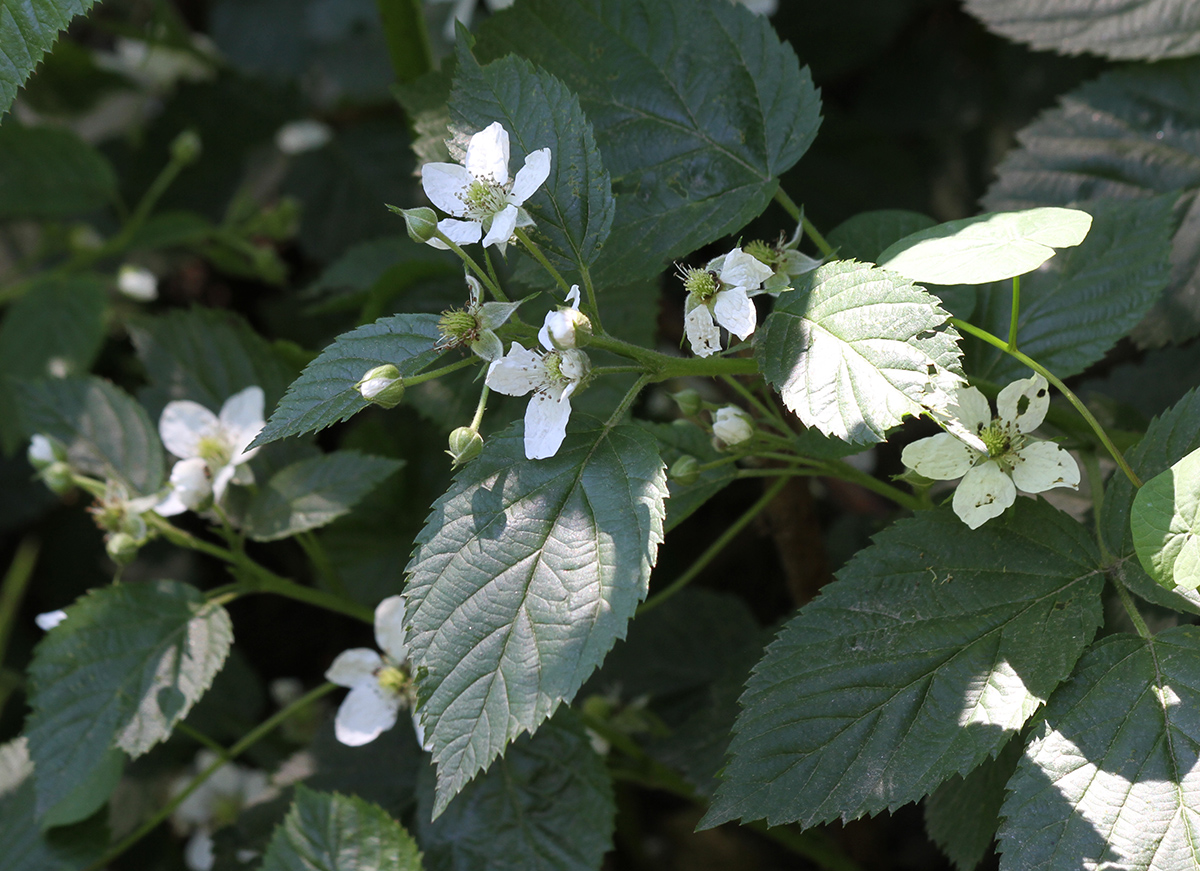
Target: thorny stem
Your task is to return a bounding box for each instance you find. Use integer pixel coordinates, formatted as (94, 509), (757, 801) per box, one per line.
(514, 227), (572, 294)
(773, 188), (834, 257)
(406, 356), (479, 386)
(1008, 275), (1021, 351)
(951, 318), (1143, 488)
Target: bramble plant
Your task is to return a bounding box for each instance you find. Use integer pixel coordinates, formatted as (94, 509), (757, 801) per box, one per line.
(4, 1), (1200, 870)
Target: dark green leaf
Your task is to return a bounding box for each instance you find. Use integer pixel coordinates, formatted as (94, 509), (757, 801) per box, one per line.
(26, 580), (232, 821)
(415, 712), (614, 871)
(405, 419), (666, 816)
(0, 0), (100, 119)
(0, 777), (107, 869)
(702, 500), (1104, 829)
(638, 420), (735, 532)
(999, 627), (1200, 870)
(254, 314), (448, 447)
(261, 787), (422, 871)
(475, 0), (821, 282)
(964, 0), (1200, 61)
(303, 236), (457, 316)
(0, 123), (113, 217)
(828, 209), (936, 262)
(246, 451), (403, 541)
(925, 735), (1021, 871)
(755, 260), (963, 444)
(15, 376), (164, 495)
(966, 197), (1174, 382)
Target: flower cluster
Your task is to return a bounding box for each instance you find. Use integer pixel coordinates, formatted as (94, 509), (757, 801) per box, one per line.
(436, 274), (522, 362)
(169, 751), (274, 871)
(681, 247), (773, 357)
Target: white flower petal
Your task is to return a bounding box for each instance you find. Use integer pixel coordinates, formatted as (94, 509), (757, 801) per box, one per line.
(483, 203), (518, 248)
(325, 648), (383, 687)
(211, 463), (238, 503)
(153, 491), (189, 517)
(524, 390), (572, 460)
(28, 434), (55, 466)
(334, 682), (401, 747)
(510, 147), (551, 205)
(997, 374), (1050, 434)
(718, 247), (773, 291)
(429, 217), (483, 249)
(167, 457), (213, 511)
(1011, 441), (1080, 493)
(948, 386), (992, 436)
(184, 831), (215, 871)
(712, 286), (756, 340)
(412, 711), (432, 752)
(219, 386), (265, 462)
(421, 162), (474, 216)
(465, 121), (510, 186)
(685, 298), (721, 357)
(713, 406), (753, 446)
(953, 461), (1016, 529)
(902, 433), (979, 480)
(159, 400), (219, 459)
(35, 610), (67, 631)
(374, 596), (408, 663)
(485, 343), (545, 396)
(566, 285), (581, 308)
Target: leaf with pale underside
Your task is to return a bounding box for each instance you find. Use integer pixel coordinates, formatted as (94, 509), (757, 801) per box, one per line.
(1132, 445), (1200, 591)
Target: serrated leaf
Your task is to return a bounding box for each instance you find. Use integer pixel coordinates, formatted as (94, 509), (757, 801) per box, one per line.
(964, 0), (1200, 61)
(254, 314), (447, 447)
(998, 627), (1200, 870)
(475, 0), (821, 283)
(26, 580), (232, 821)
(966, 197), (1175, 382)
(415, 712), (614, 871)
(0, 0), (99, 116)
(755, 259), (963, 444)
(451, 45), (613, 275)
(984, 61), (1200, 346)
(404, 419), (666, 817)
(0, 779), (107, 870)
(925, 734), (1021, 871)
(1132, 446), (1200, 591)
(246, 451), (403, 542)
(702, 500), (1104, 829)
(261, 787), (422, 871)
(877, 207), (1092, 285)
(1102, 389), (1200, 616)
(0, 122), (112, 218)
(15, 376), (164, 495)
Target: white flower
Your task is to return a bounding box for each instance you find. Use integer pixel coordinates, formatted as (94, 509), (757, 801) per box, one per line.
(538, 285), (591, 350)
(117, 265), (158, 301)
(901, 374), (1081, 529)
(485, 306), (592, 460)
(275, 119), (333, 155)
(156, 387), (265, 516)
(326, 596), (419, 747)
(428, 0), (514, 40)
(170, 750), (273, 871)
(421, 121), (551, 253)
(35, 610), (67, 631)
(682, 247), (774, 357)
(712, 405), (754, 447)
(27, 434), (60, 469)
(437, 275), (522, 362)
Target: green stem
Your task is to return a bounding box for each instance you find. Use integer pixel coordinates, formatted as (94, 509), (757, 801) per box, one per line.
(951, 318), (1143, 488)
(0, 537), (39, 672)
(407, 356), (480, 386)
(604, 374), (652, 429)
(146, 513), (239, 564)
(773, 189), (834, 257)
(482, 248), (505, 301)
(374, 0), (433, 84)
(514, 227), (572, 294)
(470, 384), (490, 431)
(1113, 577), (1152, 640)
(720, 374), (791, 435)
(736, 468), (819, 479)
(639, 477), (789, 615)
(1082, 451), (1110, 563)
(174, 722), (229, 756)
(579, 265), (606, 335)
(84, 683), (339, 871)
(816, 457), (923, 511)
(297, 531), (347, 598)
(585, 334), (759, 380)
(1008, 275), (1021, 351)
(431, 230), (503, 298)
(230, 562), (374, 624)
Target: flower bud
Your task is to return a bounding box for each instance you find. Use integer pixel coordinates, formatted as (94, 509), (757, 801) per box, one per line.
(35, 610), (67, 631)
(356, 365), (405, 409)
(671, 389), (702, 417)
(446, 427), (484, 467)
(391, 206), (438, 244)
(27, 434), (62, 470)
(106, 532), (141, 565)
(41, 461), (76, 495)
(170, 129), (202, 165)
(117, 265), (158, 302)
(712, 406), (754, 448)
(275, 119), (332, 155)
(669, 455), (701, 486)
(540, 306), (592, 350)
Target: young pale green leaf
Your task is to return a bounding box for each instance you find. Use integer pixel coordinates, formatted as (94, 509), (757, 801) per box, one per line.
(415, 712), (614, 871)
(261, 787), (422, 871)
(984, 61), (1200, 346)
(475, 0), (821, 283)
(877, 207), (1092, 285)
(966, 196), (1174, 382)
(964, 0), (1200, 61)
(1132, 446), (1200, 591)
(451, 44), (614, 275)
(253, 314), (447, 447)
(1102, 389), (1200, 616)
(15, 376), (164, 495)
(924, 735), (1022, 871)
(404, 419), (666, 817)
(0, 123), (112, 216)
(701, 500), (1104, 830)
(245, 451), (403, 542)
(999, 627), (1200, 870)
(0, 779), (107, 870)
(26, 580), (232, 821)
(755, 260), (963, 444)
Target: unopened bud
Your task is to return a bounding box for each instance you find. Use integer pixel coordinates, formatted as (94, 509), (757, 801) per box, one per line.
(391, 206), (438, 244)
(540, 307), (592, 350)
(671, 389), (702, 417)
(669, 455), (701, 486)
(117, 265), (158, 302)
(41, 461), (75, 495)
(106, 532), (141, 565)
(446, 427), (484, 467)
(356, 365), (405, 408)
(27, 434), (63, 470)
(275, 119), (333, 155)
(170, 129), (202, 165)
(712, 406), (753, 448)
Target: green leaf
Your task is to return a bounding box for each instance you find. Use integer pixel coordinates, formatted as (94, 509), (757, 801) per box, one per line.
(261, 787), (423, 871)
(246, 451), (403, 542)
(0, 778), (107, 870)
(701, 500), (1104, 829)
(15, 376), (164, 495)
(925, 735), (1021, 871)
(303, 236), (457, 317)
(1102, 388), (1200, 615)
(827, 209), (936, 262)
(755, 260), (964, 444)
(877, 207), (1092, 285)
(0, 0), (98, 116)
(0, 123), (113, 216)
(475, 0), (821, 283)
(963, 0), (1200, 61)
(26, 580), (232, 821)
(984, 60), (1200, 346)
(415, 712), (614, 871)
(967, 197), (1175, 382)
(638, 420), (735, 532)
(254, 314), (447, 447)
(451, 45), (614, 275)
(1132, 446), (1200, 591)
(405, 419), (667, 816)
(999, 627), (1200, 870)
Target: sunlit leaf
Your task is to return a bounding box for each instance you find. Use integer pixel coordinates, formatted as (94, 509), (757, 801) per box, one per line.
(1132, 445), (1200, 591)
